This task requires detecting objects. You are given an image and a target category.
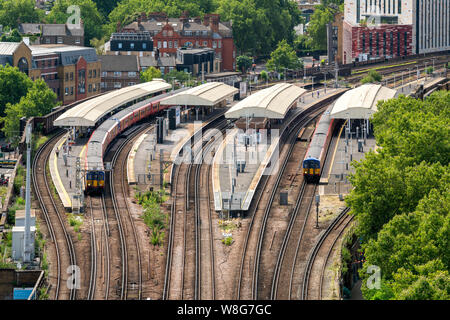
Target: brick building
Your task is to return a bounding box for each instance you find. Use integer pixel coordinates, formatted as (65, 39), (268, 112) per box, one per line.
(105, 31), (153, 57)
(19, 23), (84, 46)
(343, 0), (414, 63)
(99, 55), (140, 92)
(0, 42), (100, 105)
(120, 12), (236, 72)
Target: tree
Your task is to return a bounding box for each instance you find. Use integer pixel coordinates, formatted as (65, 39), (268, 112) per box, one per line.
(236, 55), (252, 74)
(260, 70), (268, 82)
(0, 0), (44, 29)
(46, 0), (104, 46)
(90, 37), (107, 55)
(361, 70), (382, 84)
(0, 65), (34, 116)
(0, 29), (22, 42)
(266, 40), (303, 73)
(92, 0), (121, 18)
(140, 67), (162, 83)
(162, 70), (190, 86)
(2, 79), (57, 140)
(304, 5), (335, 50)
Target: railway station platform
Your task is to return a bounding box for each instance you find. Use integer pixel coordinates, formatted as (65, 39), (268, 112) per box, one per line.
(50, 131), (88, 212)
(212, 87), (347, 214)
(127, 107), (229, 190)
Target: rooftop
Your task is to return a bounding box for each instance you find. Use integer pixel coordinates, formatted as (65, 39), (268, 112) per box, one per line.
(54, 80), (172, 127)
(330, 84), (397, 119)
(160, 82), (238, 107)
(99, 55), (139, 72)
(225, 83), (307, 119)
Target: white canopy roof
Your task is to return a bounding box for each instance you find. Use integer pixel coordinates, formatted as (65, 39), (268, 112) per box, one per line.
(225, 83), (306, 119)
(330, 84), (397, 119)
(54, 80), (171, 127)
(159, 82), (238, 107)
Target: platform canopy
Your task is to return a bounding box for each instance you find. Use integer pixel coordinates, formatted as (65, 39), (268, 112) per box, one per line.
(330, 84), (397, 119)
(159, 82), (238, 107)
(54, 79), (171, 127)
(225, 83), (306, 119)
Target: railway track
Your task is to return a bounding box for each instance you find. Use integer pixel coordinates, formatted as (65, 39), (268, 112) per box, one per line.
(32, 131), (77, 300)
(235, 105), (329, 300)
(302, 208), (354, 300)
(86, 195), (110, 300)
(163, 118), (230, 300)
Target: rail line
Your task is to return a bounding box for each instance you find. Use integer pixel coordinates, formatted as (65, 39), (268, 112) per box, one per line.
(32, 131), (77, 300)
(235, 105), (328, 300)
(163, 117), (230, 300)
(302, 208), (354, 300)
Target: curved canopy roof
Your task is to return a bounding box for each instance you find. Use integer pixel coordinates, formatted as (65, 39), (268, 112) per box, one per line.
(330, 84), (397, 119)
(159, 82), (238, 107)
(54, 80), (171, 127)
(225, 83), (306, 119)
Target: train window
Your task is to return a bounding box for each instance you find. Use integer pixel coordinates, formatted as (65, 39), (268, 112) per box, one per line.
(87, 173), (92, 180)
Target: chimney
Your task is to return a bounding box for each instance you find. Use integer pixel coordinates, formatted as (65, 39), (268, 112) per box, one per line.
(194, 16), (201, 24)
(116, 21), (121, 32)
(210, 14), (219, 33)
(138, 16), (142, 26)
(180, 11), (189, 24)
(203, 14), (210, 27)
(141, 12), (147, 21)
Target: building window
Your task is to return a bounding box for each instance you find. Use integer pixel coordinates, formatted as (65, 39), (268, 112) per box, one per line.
(390, 32), (394, 56)
(78, 70), (86, 94)
(168, 30), (173, 37)
(65, 73), (69, 81)
(143, 43), (147, 50)
(397, 32), (400, 56)
(128, 72), (137, 77)
(71, 87), (74, 95)
(114, 82), (121, 88)
(88, 84), (92, 92)
(158, 41), (162, 48)
(75, 38), (80, 44)
(174, 40), (178, 48)
(404, 31), (407, 56)
(203, 41), (207, 46)
(128, 82), (136, 86)
(163, 41), (167, 48)
(376, 33), (379, 56)
(195, 40), (199, 47)
(65, 87), (69, 95)
(217, 52), (222, 59)
(218, 40), (221, 48)
(118, 42), (123, 49)
(202, 31), (207, 36)
(398, 0), (401, 13)
(114, 71), (122, 77)
(93, 69), (97, 78)
(160, 67), (165, 74)
(57, 37), (63, 44)
(357, 0), (360, 23)
(169, 41), (172, 48)
(70, 72), (74, 81)
(101, 82), (106, 88)
(163, 30), (167, 36)
(362, 33), (366, 53)
(45, 38), (50, 44)
(130, 43), (135, 49)
(102, 71), (107, 77)
(89, 70), (92, 78)
(185, 31), (192, 36)
(383, 32), (387, 56)
(213, 41), (217, 48)
(369, 33), (373, 55)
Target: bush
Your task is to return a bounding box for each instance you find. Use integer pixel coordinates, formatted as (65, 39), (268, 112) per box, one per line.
(13, 165), (25, 195)
(222, 236), (233, 246)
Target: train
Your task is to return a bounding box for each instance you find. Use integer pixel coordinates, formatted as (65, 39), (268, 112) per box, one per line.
(84, 88), (185, 194)
(303, 104), (337, 183)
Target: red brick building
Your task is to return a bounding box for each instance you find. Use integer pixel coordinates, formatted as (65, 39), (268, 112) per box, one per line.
(121, 12), (236, 72)
(343, 21), (413, 63)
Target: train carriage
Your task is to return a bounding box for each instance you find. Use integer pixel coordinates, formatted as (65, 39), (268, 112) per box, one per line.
(303, 105), (336, 183)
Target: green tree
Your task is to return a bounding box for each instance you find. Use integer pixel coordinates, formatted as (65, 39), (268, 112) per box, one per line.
(0, 0), (44, 29)
(260, 70), (268, 82)
(0, 65), (34, 116)
(2, 79), (57, 139)
(46, 0), (104, 46)
(162, 70), (190, 86)
(92, 0), (121, 18)
(266, 40), (303, 73)
(0, 29), (22, 42)
(90, 37), (107, 55)
(304, 5), (335, 50)
(140, 67), (162, 83)
(236, 55), (252, 74)
(361, 70), (382, 84)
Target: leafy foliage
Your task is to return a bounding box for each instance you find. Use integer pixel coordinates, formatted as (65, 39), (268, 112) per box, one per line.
(0, 0), (44, 29)
(0, 65), (34, 117)
(236, 55), (252, 74)
(361, 70), (382, 84)
(0, 29), (22, 42)
(345, 91), (450, 300)
(266, 40), (303, 72)
(140, 67), (162, 83)
(46, 0), (105, 46)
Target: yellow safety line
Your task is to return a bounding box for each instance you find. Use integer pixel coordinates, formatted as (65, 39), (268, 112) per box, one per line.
(53, 136), (72, 207)
(327, 120), (347, 181)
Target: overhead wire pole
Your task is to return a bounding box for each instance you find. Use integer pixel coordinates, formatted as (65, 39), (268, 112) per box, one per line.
(23, 123), (33, 262)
